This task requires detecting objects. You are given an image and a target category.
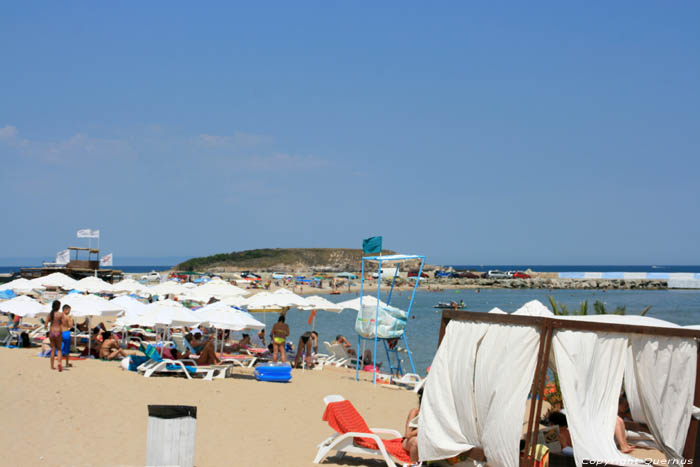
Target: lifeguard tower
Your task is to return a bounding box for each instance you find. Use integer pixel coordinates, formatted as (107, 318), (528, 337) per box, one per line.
(354, 253), (426, 384)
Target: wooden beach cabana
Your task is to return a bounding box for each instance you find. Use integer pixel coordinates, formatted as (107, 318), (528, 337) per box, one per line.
(418, 301), (700, 467)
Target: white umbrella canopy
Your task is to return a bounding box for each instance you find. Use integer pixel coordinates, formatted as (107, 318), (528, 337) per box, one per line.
(110, 295), (148, 316)
(48, 294), (125, 318)
(30, 272), (78, 289)
(139, 300), (203, 327)
(111, 279), (147, 294)
(218, 295), (249, 307)
(0, 278), (45, 293)
(148, 281), (186, 297)
(301, 295), (343, 312)
(75, 276), (115, 293)
(195, 302), (265, 331)
(335, 295), (389, 312)
(197, 279), (250, 297)
(0, 295), (47, 317)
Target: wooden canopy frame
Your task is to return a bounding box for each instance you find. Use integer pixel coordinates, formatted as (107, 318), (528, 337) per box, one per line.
(437, 309), (700, 467)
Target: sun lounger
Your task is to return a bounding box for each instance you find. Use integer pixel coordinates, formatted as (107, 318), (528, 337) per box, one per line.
(0, 326), (15, 346)
(137, 345), (231, 381)
(392, 373), (424, 390)
(325, 342), (358, 368)
(313, 395), (411, 467)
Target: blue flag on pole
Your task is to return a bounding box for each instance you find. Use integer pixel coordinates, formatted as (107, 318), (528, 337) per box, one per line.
(362, 236), (382, 255)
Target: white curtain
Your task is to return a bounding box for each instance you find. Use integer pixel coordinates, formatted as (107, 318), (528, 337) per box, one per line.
(623, 345), (648, 423)
(418, 320), (540, 467)
(552, 330), (633, 467)
(418, 320), (488, 461)
(474, 323), (541, 467)
(630, 336), (697, 459)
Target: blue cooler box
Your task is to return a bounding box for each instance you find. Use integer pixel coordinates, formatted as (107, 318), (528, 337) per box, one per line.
(255, 364), (292, 383)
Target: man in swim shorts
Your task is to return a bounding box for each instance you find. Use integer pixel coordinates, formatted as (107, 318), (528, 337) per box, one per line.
(60, 305), (74, 368)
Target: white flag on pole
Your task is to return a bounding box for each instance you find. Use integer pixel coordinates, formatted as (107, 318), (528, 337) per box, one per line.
(77, 229), (100, 238)
(56, 249), (70, 265)
(100, 253), (113, 267)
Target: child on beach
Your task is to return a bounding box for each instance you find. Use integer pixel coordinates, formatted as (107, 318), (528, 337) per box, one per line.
(60, 304), (74, 368)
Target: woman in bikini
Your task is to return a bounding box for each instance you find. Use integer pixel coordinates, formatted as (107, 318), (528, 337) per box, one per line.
(271, 314), (290, 363)
(47, 300), (64, 371)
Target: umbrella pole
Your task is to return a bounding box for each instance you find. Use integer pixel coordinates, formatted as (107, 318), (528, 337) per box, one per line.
(87, 316), (91, 358)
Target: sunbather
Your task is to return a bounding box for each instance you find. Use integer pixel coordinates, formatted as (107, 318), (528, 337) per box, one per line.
(47, 300), (64, 371)
(334, 334), (357, 357)
(183, 330), (220, 365)
(615, 395), (634, 453)
(402, 386), (423, 463)
(99, 332), (127, 360)
(548, 411), (573, 455)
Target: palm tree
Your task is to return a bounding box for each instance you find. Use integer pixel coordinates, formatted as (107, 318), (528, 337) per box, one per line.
(549, 296), (650, 316)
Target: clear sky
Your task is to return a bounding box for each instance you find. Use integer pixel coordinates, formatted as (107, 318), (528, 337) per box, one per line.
(1, 2), (699, 265)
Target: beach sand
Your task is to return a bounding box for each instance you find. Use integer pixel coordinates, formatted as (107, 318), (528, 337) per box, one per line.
(0, 347), (416, 466)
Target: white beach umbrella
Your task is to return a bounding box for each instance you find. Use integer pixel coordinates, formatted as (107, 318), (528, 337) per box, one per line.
(195, 302), (265, 331)
(197, 279), (250, 297)
(75, 276), (114, 293)
(148, 281), (186, 297)
(301, 295), (344, 312)
(139, 300), (203, 327)
(335, 295), (389, 312)
(30, 272), (78, 289)
(218, 295), (249, 307)
(0, 278), (45, 293)
(244, 290), (310, 311)
(110, 295), (148, 316)
(0, 295), (47, 317)
(51, 293), (125, 318)
(111, 279), (146, 294)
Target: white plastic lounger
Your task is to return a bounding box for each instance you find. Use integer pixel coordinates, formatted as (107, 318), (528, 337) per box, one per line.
(313, 395), (413, 467)
(392, 373), (424, 390)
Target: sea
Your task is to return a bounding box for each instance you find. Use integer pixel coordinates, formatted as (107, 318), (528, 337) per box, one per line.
(3, 264), (700, 377)
(258, 287), (700, 378)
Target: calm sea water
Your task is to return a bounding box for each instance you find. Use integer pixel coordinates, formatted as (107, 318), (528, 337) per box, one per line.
(275, 288), (700, 377)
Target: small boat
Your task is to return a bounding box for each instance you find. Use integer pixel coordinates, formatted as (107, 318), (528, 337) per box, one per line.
(434, 301), (464, 309)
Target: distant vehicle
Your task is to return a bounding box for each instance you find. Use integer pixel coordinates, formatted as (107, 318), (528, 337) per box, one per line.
(240, 271), (261, 280)
(141, 271), (161, 282)
(408, 270), (429, 279)
(434, 271), (452, 278)
(485, 270), (510, 279)
(335, 272), (357, 280)
(511, 271), (531, 279)
(272, 272), (293, 280)
(452, 271), (481, 279)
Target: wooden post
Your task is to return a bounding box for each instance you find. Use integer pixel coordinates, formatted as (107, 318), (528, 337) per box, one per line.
(683, 344), (700, 461)
(146, 405), (197, 467)
(523, 322), (548, 467)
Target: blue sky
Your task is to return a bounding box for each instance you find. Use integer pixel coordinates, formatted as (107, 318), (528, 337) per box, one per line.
(1, 2), (699, 265)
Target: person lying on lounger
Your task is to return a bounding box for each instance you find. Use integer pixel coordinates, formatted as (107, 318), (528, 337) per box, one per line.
(182, 330), (220, 366)
(99, 332), (127, 360)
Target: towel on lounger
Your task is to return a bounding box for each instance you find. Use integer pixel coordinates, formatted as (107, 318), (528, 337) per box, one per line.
(322, 400), (410, 463)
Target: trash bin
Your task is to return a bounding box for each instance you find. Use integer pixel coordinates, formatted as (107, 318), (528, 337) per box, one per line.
(146, 405), (197, 467)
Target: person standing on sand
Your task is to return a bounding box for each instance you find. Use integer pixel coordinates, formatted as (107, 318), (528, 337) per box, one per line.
(60, 305), (74, 368)
(271, 315), (290, 363)
(47, 300), (64, 371)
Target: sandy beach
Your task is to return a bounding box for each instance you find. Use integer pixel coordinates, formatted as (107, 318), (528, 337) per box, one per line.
(0, 347), (417, 466)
